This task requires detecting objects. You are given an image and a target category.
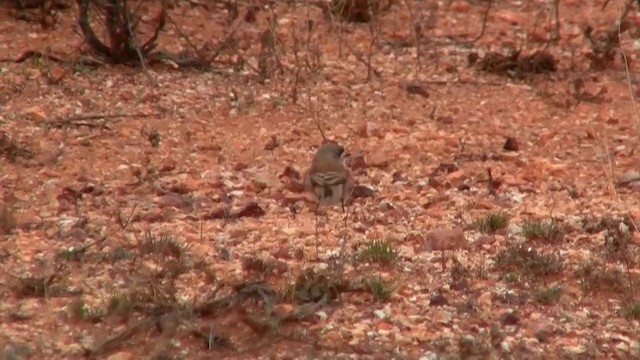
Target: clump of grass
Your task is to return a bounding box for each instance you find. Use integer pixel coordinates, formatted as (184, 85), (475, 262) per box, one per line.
(107, 247), (133, 262)
(534, 285), (563, 305)
(364, 275), (397, 301)
(574, 261), (628, 294)
(521, 218), (565, 242)
(56, 247), (87, 262)
(139, 231), (188, 259)
(494, 244), (563, 279)
(621, 302), (640, 320)
(355, 239), (398, 265)
(287, 268), (348, 303)
(458, 334), (492, 358)
(68, 299), (104, 323)
(473, 212), (510, 234)
(104, 291), (150, 319)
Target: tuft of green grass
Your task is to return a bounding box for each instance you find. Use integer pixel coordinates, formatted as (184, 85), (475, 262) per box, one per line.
(621, 302), (640, 320)
(534, 285), (563, 305)
(104, 291), (149, 319)
(355, 239), (398, 265)
(521, 218), (565, 242)
(56, 247), (87, 262)
(494, 244), (563, 279)
(473, 212), (510, 234)
(140, 232), (188, 259)
(458, 334), (492, 358)
(364, 275), (397, 301)
(68, 300), (104, 323)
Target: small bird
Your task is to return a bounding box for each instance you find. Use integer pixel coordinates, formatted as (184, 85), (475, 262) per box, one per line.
(304, 142), (354, 257)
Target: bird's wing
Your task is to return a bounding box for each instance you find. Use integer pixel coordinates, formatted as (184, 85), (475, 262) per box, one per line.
(309, 171), (347, 187)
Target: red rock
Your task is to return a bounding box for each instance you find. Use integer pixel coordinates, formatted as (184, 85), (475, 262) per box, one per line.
(450, 0), (470, 12)
(495, 10), (526, 26)
(48, 65), (66, 84)
(234, 162), (249, 171)
(235, 202), (265, 218)
(279, 165), (301, 180)
(355, 121), (383, 138)
(349, 153), (367, 170)
(352, 185), (374, 199)
(160, 157), (176, 172)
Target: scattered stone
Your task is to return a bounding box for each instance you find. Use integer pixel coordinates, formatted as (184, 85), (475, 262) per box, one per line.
(47, 65), (66, 84)
(501, 311), (520, 325)
(355, 121), (383, 138)
(352, 185), (374, 199)
(403, 81), (430, 99)
(429, 293), (448, 306)
(450, 0), (470, 13)
(617, 170), (640, 188)
(349, 153), (367, 170)
(264, 135), (279, 150)
(279, 165), (301, 180)
(235, 201), (265, 218)
(234, 162), (249, 171)
(106, 351), (134, 360)
(503, 137), (519, 151)
(529, 320), (554, 342)
(159, 157), (176, 172)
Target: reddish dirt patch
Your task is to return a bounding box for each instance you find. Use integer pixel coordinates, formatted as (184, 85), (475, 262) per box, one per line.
(1, 0), (640, 359)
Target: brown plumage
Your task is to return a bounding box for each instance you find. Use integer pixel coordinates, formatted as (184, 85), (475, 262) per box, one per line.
(304, 143), (354, 210)
(304, 142), (355, 258)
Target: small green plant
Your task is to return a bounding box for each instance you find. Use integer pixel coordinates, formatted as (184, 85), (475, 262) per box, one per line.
(521, 218), (565, 242)
(140, 232), (188, 259)
(107, 247), (133, 262)
(68, 299), (104, 323)
(473, 212), (510, 234)
(534, 285), (563, 305)
(494, 244), (563, 279)
(56, 247), (86, 262)
(503, 272), (520, 283)
(458, 334), (492, 358)
(355, 239), (398, 265)
(621, 302), (640, 320)
(148, 129), (161, 147)
(105, 291), (148, 319)
(365, 275), (397, 301)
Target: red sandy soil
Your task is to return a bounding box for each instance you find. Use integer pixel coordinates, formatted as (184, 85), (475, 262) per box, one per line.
(1, 0), (640, 359)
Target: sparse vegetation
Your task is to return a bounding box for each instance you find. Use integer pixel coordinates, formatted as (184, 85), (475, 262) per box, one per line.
(574, 261), (629, 295)
(534, 285), (563, 305)
(355, 239), (398, 265)
(494, 244), (563, 279)
(521, 218), (566, 242)
(473, 212), (510, 234)
(364, 275), (397, 301)
(621, 302), (640, 320)
(2, 0), (640, 357)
